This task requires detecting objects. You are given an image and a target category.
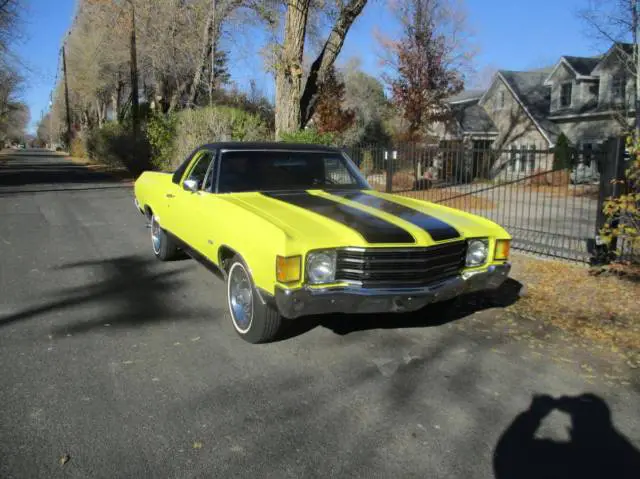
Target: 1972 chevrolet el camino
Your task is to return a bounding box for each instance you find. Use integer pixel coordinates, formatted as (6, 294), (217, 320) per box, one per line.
(134, 142), (512, 343)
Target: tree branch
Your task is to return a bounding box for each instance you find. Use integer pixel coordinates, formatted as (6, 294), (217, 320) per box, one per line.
(299, 0), (368, 128)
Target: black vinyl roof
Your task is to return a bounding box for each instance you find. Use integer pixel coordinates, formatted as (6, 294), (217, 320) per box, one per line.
(202, 142), (343, 152)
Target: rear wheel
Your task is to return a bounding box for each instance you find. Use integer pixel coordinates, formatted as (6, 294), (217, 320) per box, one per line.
(226, 254), (283, 343)
(150, 214), (178, 261)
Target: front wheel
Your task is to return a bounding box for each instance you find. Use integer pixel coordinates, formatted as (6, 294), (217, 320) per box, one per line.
(226, 255), (283, 343)
(150, 215), (179, 261)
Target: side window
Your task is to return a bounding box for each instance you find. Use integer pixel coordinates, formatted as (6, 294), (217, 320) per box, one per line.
(324, 157), (354, 185)
(184, 151), (214, 190)
(172, 148), (199, 184)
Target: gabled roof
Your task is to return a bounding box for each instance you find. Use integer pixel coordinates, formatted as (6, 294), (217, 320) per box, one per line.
(450, 101), (497, 134)
(447, 89), (485, 104)
(591, 43), (634, 74)
(543, 56), (601, 85)
(480, 69), (560, 146)
(564, 56), (601, 76)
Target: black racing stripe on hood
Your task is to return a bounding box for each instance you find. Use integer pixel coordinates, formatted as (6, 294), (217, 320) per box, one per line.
(331, 190), (461, 242)
(262, 192), (415, 244)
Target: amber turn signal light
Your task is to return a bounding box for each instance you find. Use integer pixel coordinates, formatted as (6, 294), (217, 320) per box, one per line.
(276, 255), (301, 283)
(494, 240), (511, 261)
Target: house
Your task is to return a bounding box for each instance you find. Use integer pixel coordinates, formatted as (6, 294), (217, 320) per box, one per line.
(439, 43), (634, 177)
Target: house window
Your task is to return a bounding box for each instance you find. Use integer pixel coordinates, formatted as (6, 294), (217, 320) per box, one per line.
(528, 145), (536, 172)
(509, 144), (521, 173)
(508, 145), (516, 172)
(612, 75), (626, 102)
(580, 141), (599, 171)
(560, 82), (572, 107)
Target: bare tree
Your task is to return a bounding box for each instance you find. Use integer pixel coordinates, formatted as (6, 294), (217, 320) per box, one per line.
(0, 0), (27, 141)
(380, 0), (474, 140)
(341, 60), (391, 145)
(579, 0), (639, 131)
(0, 0), (22, 56)
(267, 0), (369, 138)
(468, 64), (498, 90)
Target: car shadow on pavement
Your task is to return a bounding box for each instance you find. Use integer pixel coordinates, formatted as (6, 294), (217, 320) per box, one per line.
(281, 277), (524, 340)
(493, 393), (640, 479)
(0, 255), (214, 335)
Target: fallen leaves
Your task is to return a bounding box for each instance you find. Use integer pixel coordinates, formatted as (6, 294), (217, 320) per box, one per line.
(510, 253), (640, 368)
(59, 454), (71, 466)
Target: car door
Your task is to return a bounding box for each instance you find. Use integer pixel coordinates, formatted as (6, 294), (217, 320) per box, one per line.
(169, 149), (216, 248)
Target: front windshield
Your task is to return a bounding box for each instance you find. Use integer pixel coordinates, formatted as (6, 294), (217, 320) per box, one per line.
(217, 150), (370, 193)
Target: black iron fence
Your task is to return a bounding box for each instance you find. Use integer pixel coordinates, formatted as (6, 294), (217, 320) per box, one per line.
(342, 139), (637, 264)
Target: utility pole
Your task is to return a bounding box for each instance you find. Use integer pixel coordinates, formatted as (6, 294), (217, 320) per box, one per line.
(49, 95), (53, 149)
(129, 1), (140, 139)
(209, 0), (216, 106)
(62, 45), (72, 149)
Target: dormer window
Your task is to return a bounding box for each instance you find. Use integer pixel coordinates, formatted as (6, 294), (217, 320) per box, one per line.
(612, 74), (626, 102)
(560, 82), (572, 107)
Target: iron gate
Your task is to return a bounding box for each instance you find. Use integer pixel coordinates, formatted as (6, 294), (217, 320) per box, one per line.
(344, 141), (610, 263)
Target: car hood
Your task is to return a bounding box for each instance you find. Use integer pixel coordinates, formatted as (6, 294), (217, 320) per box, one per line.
(221, 189), (509, 249)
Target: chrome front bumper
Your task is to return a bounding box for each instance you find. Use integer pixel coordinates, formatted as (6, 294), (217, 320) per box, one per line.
(274, 263), (511, 319)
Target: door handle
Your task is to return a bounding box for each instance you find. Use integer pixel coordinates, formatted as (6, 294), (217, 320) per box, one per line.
(166, 193), (175, 198)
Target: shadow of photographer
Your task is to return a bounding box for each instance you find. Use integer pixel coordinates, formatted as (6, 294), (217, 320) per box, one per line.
(493, 393), (640, 479)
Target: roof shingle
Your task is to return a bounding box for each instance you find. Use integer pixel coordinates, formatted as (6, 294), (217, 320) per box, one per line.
(499, 69), (561, 143)
(563, 56), (601, 76)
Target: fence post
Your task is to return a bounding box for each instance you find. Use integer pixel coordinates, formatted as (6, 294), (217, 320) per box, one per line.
(386, 147), (394, 193)
(590, 136), (626, 264)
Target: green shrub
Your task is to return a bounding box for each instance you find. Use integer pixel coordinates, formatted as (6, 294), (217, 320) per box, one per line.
(170, 106), (272, 169)
(279, 127), (335, 145)
(600, 135), (640, 262)
(85, 122), (151, 175)
(146, 113), (177, 171)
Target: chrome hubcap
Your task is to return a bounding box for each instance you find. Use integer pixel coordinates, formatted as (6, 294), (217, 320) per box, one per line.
(151, 217), (161, 253)
(229, 265), (253, 331)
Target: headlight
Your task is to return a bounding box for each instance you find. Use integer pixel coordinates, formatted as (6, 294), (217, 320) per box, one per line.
(306, 250), (337, 284)
(466, 239), (488, 266)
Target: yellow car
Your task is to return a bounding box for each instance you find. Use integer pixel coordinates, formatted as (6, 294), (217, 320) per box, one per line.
(134, 142), (511, 343)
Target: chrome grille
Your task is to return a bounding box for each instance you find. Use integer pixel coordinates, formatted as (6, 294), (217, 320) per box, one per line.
(336, 241), (466, 287)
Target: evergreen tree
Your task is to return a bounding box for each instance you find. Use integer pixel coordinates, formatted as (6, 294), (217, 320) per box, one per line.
(554, 133), (572, 170)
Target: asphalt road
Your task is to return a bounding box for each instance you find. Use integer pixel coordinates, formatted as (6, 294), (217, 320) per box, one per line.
(1, 150), (639, 478)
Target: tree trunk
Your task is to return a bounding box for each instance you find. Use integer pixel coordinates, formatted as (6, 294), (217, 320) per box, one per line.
(96, 99), (103, 128)
(168, 80), (190, 113)
(189, 9), (214, 107)
(299, 0), (368, 128)
(275, 0), (311, 139)
(114, 72), (123, 123)
(111, 92), (118, 123)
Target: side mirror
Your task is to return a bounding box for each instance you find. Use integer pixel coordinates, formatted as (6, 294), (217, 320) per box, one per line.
(183, 179), (199, 192)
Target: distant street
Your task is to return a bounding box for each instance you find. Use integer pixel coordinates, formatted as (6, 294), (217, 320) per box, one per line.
(1, 150), (639, 478)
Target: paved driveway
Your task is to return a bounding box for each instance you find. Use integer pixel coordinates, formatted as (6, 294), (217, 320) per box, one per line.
(1, 151), (639, 478)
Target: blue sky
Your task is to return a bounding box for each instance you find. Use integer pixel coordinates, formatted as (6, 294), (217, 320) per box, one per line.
(16, 0), (607, 133)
